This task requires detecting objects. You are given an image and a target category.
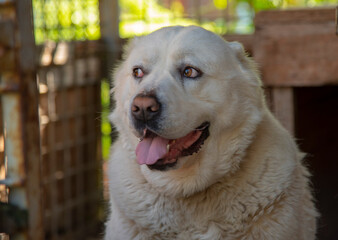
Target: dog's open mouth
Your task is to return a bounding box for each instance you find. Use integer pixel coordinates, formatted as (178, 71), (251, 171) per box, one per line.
(135, 122), (210, 171)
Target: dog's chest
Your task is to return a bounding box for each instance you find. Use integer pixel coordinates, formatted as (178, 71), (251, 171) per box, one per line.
(128, 193), (190, 235)
(120, 186), (237, 238)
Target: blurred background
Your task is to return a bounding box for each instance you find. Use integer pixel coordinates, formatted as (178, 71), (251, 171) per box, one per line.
(0, 0), (337, 239)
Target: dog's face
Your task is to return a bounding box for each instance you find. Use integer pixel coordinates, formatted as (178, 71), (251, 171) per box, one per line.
(112, 26), (263, 196)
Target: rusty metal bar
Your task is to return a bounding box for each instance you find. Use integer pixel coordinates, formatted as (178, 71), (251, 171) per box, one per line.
(74, 58), (85, 239)
(0, 0), (43, 237)
(60, 71), (72, 237)
(0, 177), (24, 187)
(0, 82), (19, 93)
(0, 233), (9, 240)
(46, 71), (58, 239)
(1, 76), (28, 240)
(11, 0), (43, 239)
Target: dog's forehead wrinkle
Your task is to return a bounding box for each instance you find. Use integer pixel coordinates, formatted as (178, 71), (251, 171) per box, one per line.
(127, 43), (165, 69)
(170, 28), (230, 54)
(174, 55), (203, 69)
(127, 54), (156, 71)
(131, 28), (181, 63)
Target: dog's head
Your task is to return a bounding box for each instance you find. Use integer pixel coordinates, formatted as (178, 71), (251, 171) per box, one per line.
(111, 26), (264, 196)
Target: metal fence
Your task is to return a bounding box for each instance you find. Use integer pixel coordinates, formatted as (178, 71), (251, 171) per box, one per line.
(0, 1), (105, 239)
(37, 41), (103, 240)
(0, 1), (44, 239)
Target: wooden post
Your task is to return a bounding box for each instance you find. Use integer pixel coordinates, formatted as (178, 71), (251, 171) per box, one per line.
(99, 0), (120, 68)
(16, 1), (44, 239)
(271, 87), (295, 135)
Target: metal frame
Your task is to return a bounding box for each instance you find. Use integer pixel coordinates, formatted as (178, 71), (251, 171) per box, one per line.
(0, 0), (44, 239)
(37, 41), (103, 239)
(1, 1), (104, 239)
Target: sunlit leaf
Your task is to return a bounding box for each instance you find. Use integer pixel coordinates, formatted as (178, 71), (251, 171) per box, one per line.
(214, 0), (227, 10)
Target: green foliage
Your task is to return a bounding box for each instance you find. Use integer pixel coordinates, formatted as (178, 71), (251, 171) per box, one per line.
(101, 80), (111, 160)
(119, 0), (337, 38)
(119, 0), (199, 38)
(214, 0), (228, 9)
(32, 0), (338, 43)
(32, 0), (101, 44)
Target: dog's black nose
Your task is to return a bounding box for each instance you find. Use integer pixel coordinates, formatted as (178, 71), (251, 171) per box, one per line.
(131, 94), (161, 122)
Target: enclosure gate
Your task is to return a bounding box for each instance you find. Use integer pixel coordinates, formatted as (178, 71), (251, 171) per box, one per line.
(0, 1), (104, 240)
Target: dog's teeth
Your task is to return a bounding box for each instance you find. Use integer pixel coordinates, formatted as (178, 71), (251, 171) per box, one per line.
(167, 144), (170, 153)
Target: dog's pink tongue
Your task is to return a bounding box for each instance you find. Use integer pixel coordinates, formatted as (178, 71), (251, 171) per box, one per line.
(136, 136), (169, 165)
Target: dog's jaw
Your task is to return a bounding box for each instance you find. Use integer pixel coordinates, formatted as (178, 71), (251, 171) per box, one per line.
(139, 134), (222, 198)
(135, 122), (210, 171)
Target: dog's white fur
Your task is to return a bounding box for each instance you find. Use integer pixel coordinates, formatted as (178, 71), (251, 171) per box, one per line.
(105, 26), (317, 240)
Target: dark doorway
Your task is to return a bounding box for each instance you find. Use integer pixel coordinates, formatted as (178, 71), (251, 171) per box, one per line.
(294, 86), (338, 240)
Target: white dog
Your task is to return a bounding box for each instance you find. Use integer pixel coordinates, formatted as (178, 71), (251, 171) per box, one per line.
(105, 26), (317, 240)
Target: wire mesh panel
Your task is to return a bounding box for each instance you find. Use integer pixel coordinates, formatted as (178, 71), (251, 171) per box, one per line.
(31, 0), (104, 239)
(118, 0), (255, 38)
(37, 41), (103, 240)
(33, 0), (101, 44)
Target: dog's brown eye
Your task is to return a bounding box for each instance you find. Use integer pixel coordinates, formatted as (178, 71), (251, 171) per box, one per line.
(183, 67), (199, 78)
(133, 68), (144, 78)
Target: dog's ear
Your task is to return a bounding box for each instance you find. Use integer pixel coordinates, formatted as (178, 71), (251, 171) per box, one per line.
(229, 41), (256, 70)
(228, 41), (248, 64)
(228, 41), (262, 87)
